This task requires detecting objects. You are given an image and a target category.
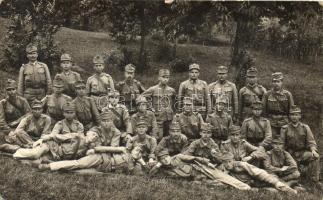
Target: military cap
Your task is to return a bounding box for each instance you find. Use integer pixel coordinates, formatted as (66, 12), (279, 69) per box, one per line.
(31, 99), (43, 109)
(183, 97), (193, 105)
(53, 75), (64, 87)
(217, 65), (228, 74)
(100, 111), (114, 120)
(272, 72), (284, 80)
(159, 69), (170, 76)
(289, 105), (301, 114)
(189, 63), (200, 71)
(6, 79), (17, 89)
(108, 90), (120, 97)
(63, 102), (76, 111)
(125, 64), (136, 72)
(246, 67), (258, 77)
(157, 150), (170, 158)
(136, 96), (148, 105)
(272, 138), (284, 144)
(93, 55), (105, 64)
(60, 53), (72, 61)
(169, 122), (181, 131)
(200, 123), (213, 132)
(216, 96), (227, 104)
(218, 152), (234, 162)
(75, 80), (86, 88)
(252, 100), (263, 110)
(26, 44), (37, 53)
(136, 119), (148, 127)
(229, 125), (241, 135)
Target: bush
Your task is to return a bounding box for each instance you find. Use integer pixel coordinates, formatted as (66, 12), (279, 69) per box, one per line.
(169, 55), (196, 73)
(106, 48), (126, 70)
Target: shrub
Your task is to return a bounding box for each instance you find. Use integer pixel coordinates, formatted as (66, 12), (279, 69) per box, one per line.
(169, 55), (196, 73)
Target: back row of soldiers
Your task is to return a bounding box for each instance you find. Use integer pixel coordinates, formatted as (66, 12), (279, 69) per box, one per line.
(0, 44), (320, 191)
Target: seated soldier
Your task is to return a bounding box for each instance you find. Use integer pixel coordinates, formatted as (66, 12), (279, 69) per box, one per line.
(0, 79), (31, 134)
(126, 119), (158, 174)
(102, 90), (132, 145)
(4, 100), (51, 148)
(183, 123), (221, 165)
(42, 75), (72, 127)
(73, 80), (100, 132)
(281, 105), (321, 184)
(88, 111), (121, 147)
(241, 100), (272, 149)
(175, 97), (204, 142)
(155, 121), (188, 157)
(263, 139), (300, 185)
(131, 96), (158, 139)
(219, 152), (297, 194)
(206, 96), (233, 145)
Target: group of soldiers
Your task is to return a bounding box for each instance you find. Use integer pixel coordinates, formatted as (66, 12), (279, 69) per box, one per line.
(0, 44), (321, 193)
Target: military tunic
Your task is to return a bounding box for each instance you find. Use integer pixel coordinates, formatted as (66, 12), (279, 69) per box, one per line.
(73, 96), (100, 131)
(42, 94), (72, 126)
(126, 135), (157, 161)
(0, 96), (31, 133)
(206, 111), (233, 144)
(155, 134), (188, 156)
(209, 80), (238, 116)
(102, 104), (132, 134)
(175, 112), (204, 141)
(142, 84), (176, 138)
(238, 84), (266, 122)
(56, 71), (82, 98)
(17, 61), (52, 103)
(89, 126), (121, 147)
(131, 111), (159, 139)
(178, 79), (211, 118)
(116, 79), (145, 114)
(220, 139), (259, 161)
(241, 117), (272, 148)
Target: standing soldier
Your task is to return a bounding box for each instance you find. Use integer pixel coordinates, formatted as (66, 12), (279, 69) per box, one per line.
(86, 55), (114, 111)
(206, 96), (233, 145)
(142, 69), (176, 139)
(178, 63), (211, 119)
(116, 64), (145, 115)
(4, 100), (51, 148)
(241, 101), (272, 149)
(0, 79), (31, 134)
(55, 53), (82, 98)
(209, 66), (238, 121)
(73, 80), (100, 131)
(18, 44), (52, 104)
(281, 105), (320, 184)
(238, 67), (266, 123)
(102, 90), (132, 145)
(131, 96), (158, 140)
(42, 75), (72, 127)
(262, 72), (294, 139)
(175, 97), (204, 142)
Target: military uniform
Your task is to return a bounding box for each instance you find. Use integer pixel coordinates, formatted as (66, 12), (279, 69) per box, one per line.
(263, 139), (300, 182)
(42, 76), (72, 126)
(178, 63), (211, 119)
(5, 100), (51, 147)
(0, 79), (31, 134)
(209, 66), (238, 117)
(206, 111), (233, 144)
(238, 67), (266, 122)
(86, 55), (114, 111)
(281, 106), (320, 182)
(116, 64), (145, 114)
(56, 54), (82, 98)
(73, 80), (100, 131)
(262, 72), (294, 139)
(142, 69), (176, 139)
(17, 45), (52, 104)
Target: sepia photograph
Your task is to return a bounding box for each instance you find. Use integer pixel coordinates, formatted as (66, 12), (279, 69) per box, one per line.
(0, 0), (322, 199)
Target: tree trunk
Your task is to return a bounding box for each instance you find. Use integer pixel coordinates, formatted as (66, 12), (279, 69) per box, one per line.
(138, 3), (147, 72)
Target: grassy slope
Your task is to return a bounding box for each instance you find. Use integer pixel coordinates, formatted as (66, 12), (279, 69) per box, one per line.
(1, 21), (323, 199)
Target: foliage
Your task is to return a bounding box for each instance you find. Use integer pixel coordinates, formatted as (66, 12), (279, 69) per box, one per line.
(169, 55), (196, 73)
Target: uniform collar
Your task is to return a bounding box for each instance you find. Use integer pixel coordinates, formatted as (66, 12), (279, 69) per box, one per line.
(28, 61), (38, 65)
(158, 83), (168, 89)
(189, 79), (199, 84)
(272, 88), (284, 95)
(198, 138), (211, 147)
(291, 122), (300, 128)
(247, 83), (258, 88)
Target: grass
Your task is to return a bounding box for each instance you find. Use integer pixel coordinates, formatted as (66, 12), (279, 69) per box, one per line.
(1, 18), (323, 199)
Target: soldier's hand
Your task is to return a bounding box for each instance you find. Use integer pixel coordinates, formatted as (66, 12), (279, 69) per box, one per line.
(86, 149), (95, 155)
(33, 139), (43, 148)
(195, 157), (210, 164)
(41, 134), (52, 142)
(148, 158), (157, 168)
(281, 166), (289, 171)
(312, 150), (319, 159)
(242, 156), (252, 162)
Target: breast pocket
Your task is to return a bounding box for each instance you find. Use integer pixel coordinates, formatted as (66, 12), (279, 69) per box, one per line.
(24, 70), (33, 85)
(185, 86), (195, 96)
(37, 67), (46, 84)
(91, 83), (99, 93)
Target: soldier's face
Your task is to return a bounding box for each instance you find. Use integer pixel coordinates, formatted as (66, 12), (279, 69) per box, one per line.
(160, 155), (171, 166)
(136, 125), (148, 136)
(138, 103), (147, 112)
(189, 69), (199, 80)
(247, 77), (257, 85)
(109, 96), (119, 105)
(272, 143), (284, 152)
(76, 87), (86, 96)
(32, 107), (43, 118)
(53, 86), (64, 94)
(230, 132), (241, 144)
(27, 52), (38, 62)
(61, 61), (72, 71)
(216, 102), (225, 112)
(169, 129), (180, 137)
(159, 75), (169, 85)
(289, 113), (301, 123)
(217, 73), (227, 81)
(101, 119), (113, 129)
(6, 88), (17, 96)
(183, 104), (193, 113)
(94, 64), (104, 73)
(125, 71), (134, 80)
(200, 131), (212, 140)
(252, 109), (262, 117)
(272, 79), (283, 90)
(64, 110), (75, 120)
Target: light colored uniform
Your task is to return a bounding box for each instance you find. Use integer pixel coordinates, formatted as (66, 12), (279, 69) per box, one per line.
(88, 126), (121, 147)
(131, 111), (159, 139)
(175, 112), (204, 141)
(42, 94), (72, 126)
(56, 71), (82, 98)
(206, 111), (233, 144)
(241, 117), (272, 148)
